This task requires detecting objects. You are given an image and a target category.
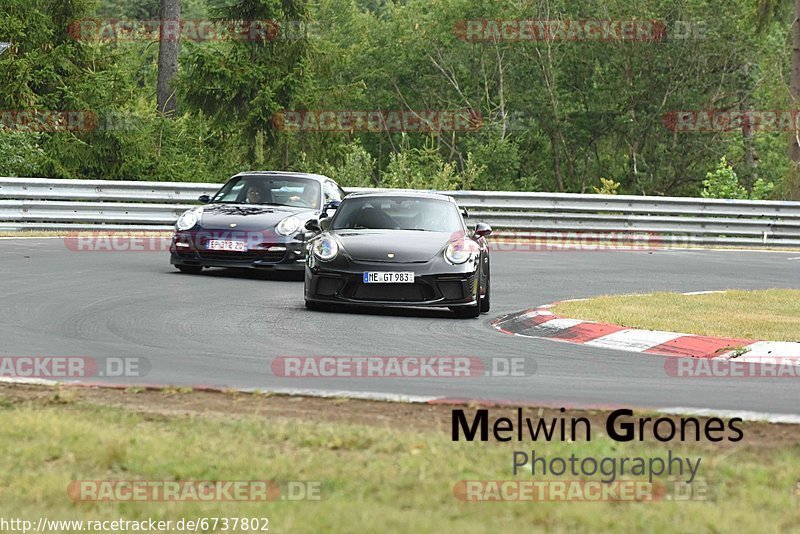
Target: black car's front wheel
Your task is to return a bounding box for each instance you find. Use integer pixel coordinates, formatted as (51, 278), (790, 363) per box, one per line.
(451, 275), (481, 319)
(176, 265), (203, 274)
(480, 263), (491, 313)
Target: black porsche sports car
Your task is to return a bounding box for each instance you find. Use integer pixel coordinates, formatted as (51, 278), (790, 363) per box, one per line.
(170, 172), (346, 273)
(303, 191), (492, 318)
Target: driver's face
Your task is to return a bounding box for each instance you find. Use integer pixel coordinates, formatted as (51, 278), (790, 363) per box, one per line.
(246, 188), (262, 203)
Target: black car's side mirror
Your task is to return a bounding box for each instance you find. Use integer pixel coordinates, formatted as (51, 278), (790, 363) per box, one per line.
(320, 200), (341, 218)
(198, 194), (211, 204)
(474, 223), (492, 238)
(305, 219), (322, 233)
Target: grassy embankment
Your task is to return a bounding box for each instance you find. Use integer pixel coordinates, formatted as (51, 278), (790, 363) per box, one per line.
(553, 289), (800, 342)
(0, 386), (799, 532)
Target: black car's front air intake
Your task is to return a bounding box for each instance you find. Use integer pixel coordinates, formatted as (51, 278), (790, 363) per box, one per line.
(350, 284), (434, 302)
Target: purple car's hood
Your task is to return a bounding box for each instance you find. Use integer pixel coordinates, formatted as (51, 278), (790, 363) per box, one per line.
(200, 203), (313, 231)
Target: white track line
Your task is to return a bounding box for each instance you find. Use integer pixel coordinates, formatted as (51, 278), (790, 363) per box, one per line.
(239, 387), (442, 404)
(0, 376), (59, 386)
(730, 341), (800, 361)
(584, 329), (682, 352)
(533, 318), (585, 334)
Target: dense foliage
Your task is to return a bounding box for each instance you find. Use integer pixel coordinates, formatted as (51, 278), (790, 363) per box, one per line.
(0, 0), (797, 198)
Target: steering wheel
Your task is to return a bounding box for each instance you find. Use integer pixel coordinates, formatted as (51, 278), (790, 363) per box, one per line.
(288, 196), (314, 208)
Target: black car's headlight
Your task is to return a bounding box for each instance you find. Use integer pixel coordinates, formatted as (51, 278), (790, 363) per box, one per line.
(176, 209), (201, 231)
(276, 215), (301, 236)
(444, 241), (474, 265)
(312, 235), (339, 261)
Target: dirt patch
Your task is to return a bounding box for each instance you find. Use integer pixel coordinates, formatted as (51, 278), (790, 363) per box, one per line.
(1, 382), (798, 450)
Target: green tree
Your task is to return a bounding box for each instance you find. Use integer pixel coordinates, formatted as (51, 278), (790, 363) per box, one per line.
(757, 0), (800, 198)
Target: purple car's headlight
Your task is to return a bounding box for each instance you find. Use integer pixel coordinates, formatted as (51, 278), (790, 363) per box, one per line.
(276, 215), (301, 236)
(176, 209), (201, 231)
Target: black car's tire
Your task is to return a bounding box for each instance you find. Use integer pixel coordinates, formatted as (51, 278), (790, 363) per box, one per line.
(305, 300), (321, 311)
(480, 261), (491, 313)
(452, 275), (481, 319)
(176, 265), (203, 274)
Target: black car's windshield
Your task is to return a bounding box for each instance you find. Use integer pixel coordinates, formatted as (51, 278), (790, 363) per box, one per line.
(332, 196), (464, 233)
(212, 176), (321, 209)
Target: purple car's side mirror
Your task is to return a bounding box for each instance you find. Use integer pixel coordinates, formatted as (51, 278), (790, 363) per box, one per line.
(474, 223), (492, 238)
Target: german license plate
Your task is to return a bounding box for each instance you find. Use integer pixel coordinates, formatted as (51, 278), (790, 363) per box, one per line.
(207, 240), (247, 252)
(363, 272), (414, 284)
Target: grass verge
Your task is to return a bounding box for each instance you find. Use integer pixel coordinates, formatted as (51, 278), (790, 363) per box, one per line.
(0, 230), (66, 237)
(0, 385), (799, 532)
(0, 231), (174, 238)
(552, 289), (800, 342)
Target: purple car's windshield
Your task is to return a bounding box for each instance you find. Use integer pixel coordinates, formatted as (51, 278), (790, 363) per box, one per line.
(212, 176), (321, 209)
(331, 196), (464, 233)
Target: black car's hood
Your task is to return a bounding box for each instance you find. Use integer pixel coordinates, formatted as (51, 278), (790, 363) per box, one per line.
(334, 230), (453, 263)
(200, 203), (314, 231)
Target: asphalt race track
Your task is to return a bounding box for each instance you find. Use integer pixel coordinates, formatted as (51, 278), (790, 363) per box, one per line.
(1, 238), (799, 415)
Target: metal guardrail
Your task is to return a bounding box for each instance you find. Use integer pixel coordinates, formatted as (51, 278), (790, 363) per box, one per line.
(0, 177), (217, 231)
(2, 177), (800, 247)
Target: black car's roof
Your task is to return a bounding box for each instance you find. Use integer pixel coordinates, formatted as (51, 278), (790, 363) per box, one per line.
(232, 171), (331, 182)
(344, 190), (457, 203)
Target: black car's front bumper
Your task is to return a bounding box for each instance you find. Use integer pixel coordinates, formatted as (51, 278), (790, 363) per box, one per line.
(170, 230), (307, 271)
(304, 257), (480, 308)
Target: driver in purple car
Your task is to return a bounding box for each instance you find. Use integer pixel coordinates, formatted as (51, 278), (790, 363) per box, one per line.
(287, 186), (318, 208)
